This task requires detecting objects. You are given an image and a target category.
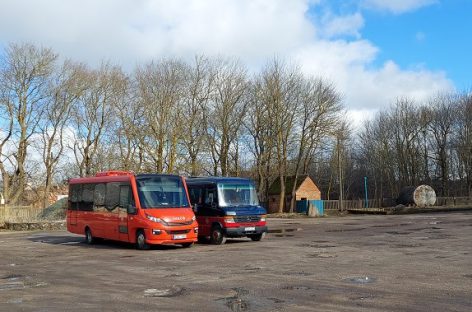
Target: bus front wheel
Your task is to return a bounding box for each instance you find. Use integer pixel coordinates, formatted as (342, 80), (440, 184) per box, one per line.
(210, 225), (227, 245)
(136, 230), (150, 250)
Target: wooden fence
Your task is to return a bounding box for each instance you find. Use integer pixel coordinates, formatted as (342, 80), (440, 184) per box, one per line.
(324, 197), (472, 210)
(0, 205), (44, 224)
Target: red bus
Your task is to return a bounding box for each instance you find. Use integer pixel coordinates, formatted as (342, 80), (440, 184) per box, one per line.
(67, 171), (198, 249)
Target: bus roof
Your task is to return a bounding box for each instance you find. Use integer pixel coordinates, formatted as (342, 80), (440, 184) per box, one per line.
(186, 177), (254, 185)
(69, 171), (183, 185)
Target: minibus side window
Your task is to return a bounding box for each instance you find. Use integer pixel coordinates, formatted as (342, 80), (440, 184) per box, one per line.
(119, 185), (131, 207)
(69, 184), (81, 210)
(81, 184), (95, 211)
(205, 188), (217, 207)
(106, 182), (120, 211)
(94, 184), (106, 206)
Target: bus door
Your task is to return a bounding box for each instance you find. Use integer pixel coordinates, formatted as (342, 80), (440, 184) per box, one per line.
(69, 202), (78, 226)
(118, 184), (132, 242)
(69, 184), (80, 226)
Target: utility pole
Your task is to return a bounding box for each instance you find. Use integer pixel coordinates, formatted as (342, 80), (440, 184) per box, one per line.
(337, 135), (343, 212)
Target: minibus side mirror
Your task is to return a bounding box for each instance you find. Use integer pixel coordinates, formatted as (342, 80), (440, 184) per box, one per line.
(127, 204), (137, 215)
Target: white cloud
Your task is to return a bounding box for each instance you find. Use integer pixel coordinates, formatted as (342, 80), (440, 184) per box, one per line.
(362, 0), (438, 14)
(321, 12), (365, 38)
(0, 0), (454, 127)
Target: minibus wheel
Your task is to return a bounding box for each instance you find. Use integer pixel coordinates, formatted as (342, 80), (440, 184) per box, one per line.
(136, 230), (150, 250)
(85, 227), (95, 244)
(210, 225), (227, 245)
(249, 233), (265, 241)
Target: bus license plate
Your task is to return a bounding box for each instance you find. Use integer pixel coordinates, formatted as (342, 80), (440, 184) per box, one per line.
(245, 227), (256, 232)
(173, 234), (187, 240)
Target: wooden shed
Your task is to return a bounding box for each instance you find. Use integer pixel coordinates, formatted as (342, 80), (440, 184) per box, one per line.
(267, 175), (321, 213)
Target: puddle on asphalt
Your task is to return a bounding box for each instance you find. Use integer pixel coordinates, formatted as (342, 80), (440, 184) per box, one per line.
(326, 228), (366, 233)
(0, 282), (24, 291)
(349, 294), (376, 301)
(7, 298), (23, 304)
(281, 285), (311, 291)
(281, 271), (314, 276)
(385, 231), (412, 235)
(143, 285), (184, 297)
(267, 297), (285, 304)
(307, 253), (337, 259)
(344, 276), (377, 284)
(274, 234), (294, 237)
(215, 288), (250, 312)
(297, 243), (336, 248)
(2, 274), (23, 281)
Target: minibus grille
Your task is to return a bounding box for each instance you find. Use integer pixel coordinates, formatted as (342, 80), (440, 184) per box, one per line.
(168, 229), (191, 235)
(234, 215), (261, 223)
(167, 220), (194, 226)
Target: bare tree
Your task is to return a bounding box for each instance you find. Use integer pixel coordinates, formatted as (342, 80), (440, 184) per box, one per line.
(288, 78), (342, 212)
(0, 43), (57, 204)
(205, 58), (247, 176)
(427, 93), (457, 196)
(38, 61), (84, 208)
(135, 59), (185, 173)
(70, 63), (124, 177)
(455, 92), (472, 196)
(180, 56), (214, 176)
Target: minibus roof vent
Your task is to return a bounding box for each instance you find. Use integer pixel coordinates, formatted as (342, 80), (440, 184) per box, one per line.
(95, 171), (133, 177)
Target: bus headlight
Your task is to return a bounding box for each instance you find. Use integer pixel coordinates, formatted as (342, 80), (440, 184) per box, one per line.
(145, 214), (168, 225)
(191, 215), (196, 221)
(224, 216), (235, 223)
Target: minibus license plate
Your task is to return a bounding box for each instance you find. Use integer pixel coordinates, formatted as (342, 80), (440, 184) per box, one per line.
(245, 227), (256, 232)
(173, 234), (187, 240)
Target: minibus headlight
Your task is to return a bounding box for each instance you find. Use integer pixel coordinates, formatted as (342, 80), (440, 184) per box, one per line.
(145, 214), (168, 225)
(191, 215), (196, 221)
(260, 215), (266, 222)
(224, 216), (235, 223)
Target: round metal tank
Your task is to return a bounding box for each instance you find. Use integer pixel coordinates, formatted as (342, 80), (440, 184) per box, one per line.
(397, 185), (437, 207)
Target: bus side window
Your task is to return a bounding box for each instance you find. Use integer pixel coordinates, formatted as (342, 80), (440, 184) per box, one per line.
(106, 182), (120, 211)
(119, 185), (131, 207)
(81, 184), (95, 211)
(69, 184), (82, 210)
(94, 184), (106, 206)
(205, 188), (217, 207)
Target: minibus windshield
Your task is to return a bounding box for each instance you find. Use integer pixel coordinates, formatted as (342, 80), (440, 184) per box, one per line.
(136, 176), (189, 208)
(217, 182), (259, 207)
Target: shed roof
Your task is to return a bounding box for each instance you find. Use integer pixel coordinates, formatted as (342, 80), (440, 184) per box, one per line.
(268, 175), (311, 195)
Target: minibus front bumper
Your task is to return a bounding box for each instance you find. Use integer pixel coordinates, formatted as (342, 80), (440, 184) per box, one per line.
(224, 225), (268, 237)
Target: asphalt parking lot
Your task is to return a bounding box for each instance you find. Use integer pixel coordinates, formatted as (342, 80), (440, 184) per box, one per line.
(1, 212), (471, 312)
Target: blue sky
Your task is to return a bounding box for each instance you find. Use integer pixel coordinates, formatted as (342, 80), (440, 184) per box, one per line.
(0, 0), (467, 125)
(359, 1), (472, 89)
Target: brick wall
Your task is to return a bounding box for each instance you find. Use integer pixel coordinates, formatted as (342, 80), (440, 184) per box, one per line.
(295, 177), (321, 201)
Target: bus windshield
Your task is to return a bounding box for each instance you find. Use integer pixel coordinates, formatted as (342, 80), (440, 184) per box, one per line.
(136, 175), (189, 208)
(217, 182), (259, 207)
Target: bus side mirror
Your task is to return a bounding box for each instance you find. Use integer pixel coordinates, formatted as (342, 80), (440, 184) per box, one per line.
(127, 205), (137, 215)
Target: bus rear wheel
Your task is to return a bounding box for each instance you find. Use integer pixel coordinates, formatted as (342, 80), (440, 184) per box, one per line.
(136, 230), (150, 250)
(85, 227), (95, 244)
(210, 225), (227, 245)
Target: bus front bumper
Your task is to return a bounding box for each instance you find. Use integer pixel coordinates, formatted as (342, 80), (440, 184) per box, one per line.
(224, 226), (268, 237)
